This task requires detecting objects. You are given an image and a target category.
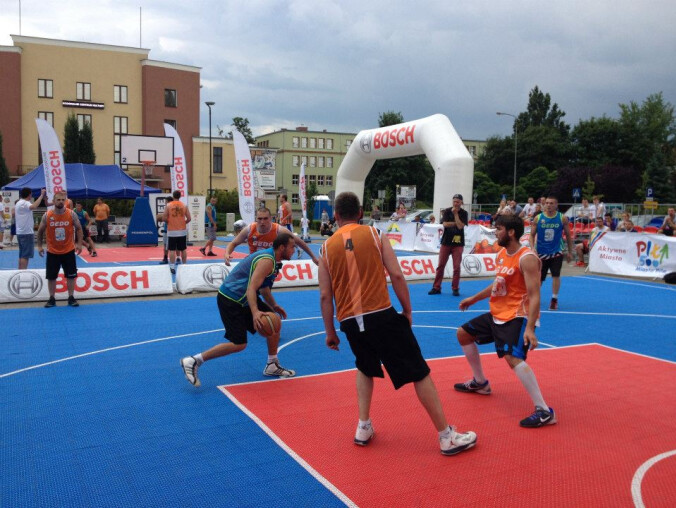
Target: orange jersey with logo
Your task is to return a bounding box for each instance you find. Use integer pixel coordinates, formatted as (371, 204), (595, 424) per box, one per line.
(166, 201), (187, 232)
(279, 202), (292, 225)
(247, 222), (280, 253)
(45, 209), (76, 254)
(321, 223), (391, 322)
(489, 246), (541, 322)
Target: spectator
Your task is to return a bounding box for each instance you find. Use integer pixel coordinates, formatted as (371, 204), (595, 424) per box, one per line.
(520, 197), (537, 220)
(658, 208), (675, 236)
(429, 194), (467, 296)
(575, 217), (609, 267)
(200, 195), (218, 256)
(392, 202), (407, 221)
(576, 198), (593, 224)
(603, 213), (616, 231)
(508, 199), (523, 216)
(15, 187), (46, 269)
(278, 194), (293, 232)
(371, 205), (381, 221)
(93, 198), (111, 243)
(493, 199), (511, 224)
(428, 215), (436, 224)
(74, 202), (97, 257)
(533, 203), (543, 218)
(592, 196), (606, 220)
(615, 212), (635, 232)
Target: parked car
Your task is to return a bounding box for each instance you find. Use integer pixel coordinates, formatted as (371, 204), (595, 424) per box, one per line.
(403, 209), (434, 222)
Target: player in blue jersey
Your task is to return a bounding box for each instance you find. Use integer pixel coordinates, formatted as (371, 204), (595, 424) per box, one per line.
(180, 234), (297, 387)
(529, 195), (573, 310)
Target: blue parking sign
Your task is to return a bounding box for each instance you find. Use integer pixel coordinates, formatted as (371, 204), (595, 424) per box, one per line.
(647, 188), (653, 198)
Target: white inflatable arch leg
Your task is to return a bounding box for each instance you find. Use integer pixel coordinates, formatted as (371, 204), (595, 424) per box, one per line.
(335, 114), (474, 215)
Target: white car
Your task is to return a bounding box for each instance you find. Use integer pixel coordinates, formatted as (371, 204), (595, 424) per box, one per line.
(404, 209), (434, 222)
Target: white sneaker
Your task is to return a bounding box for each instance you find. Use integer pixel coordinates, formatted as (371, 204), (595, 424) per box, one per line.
(440, 426), (477, 456)
(354, 423), (374, 446)
(180, 356), (201, 387)
(263, 361), (296, 377)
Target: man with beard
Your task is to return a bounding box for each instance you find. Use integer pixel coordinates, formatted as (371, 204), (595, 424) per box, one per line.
(453, 214), (556, 428)
(36, 192), (83, 307)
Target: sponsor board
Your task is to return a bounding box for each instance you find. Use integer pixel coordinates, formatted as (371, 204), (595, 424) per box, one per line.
(0, 266), (173, 303)
(589, 232), (676, 279)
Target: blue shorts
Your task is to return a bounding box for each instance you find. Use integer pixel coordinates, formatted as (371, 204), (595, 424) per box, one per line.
(461, 313), (529, 360)
(18, 234), (35, 259)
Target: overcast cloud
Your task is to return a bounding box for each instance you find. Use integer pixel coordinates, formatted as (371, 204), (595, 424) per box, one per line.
(2, 0), (674, 139)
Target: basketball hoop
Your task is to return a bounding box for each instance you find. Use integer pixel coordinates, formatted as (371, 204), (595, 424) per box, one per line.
(141, 161), (155, 177)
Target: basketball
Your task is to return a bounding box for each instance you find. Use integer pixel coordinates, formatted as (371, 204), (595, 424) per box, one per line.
(259, 312), (281, 336)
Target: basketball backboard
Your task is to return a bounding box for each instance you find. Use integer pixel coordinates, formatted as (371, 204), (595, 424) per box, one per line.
(121, 135), (174, 166)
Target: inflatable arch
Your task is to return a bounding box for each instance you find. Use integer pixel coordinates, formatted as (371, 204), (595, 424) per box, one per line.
(335, 114), (474, 216)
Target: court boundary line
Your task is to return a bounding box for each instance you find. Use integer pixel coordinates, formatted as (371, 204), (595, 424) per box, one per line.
(580, 274), (676, 291)
(595, 342), (676, 365)
(218, 385), (357, 508)
(631, 449), (676, 508)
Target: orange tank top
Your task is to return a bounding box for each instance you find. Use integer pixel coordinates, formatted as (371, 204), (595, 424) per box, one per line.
(166, 201), (187, 232)
(248, 222), (280, 252)
(46, 209), (76, 254)
(489, 246), (541, 322)
(321, 223), (391, 322)
(280, 203), (292, 225)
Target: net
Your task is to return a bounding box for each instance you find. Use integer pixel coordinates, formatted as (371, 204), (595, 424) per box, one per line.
(141, 161), (155, 177)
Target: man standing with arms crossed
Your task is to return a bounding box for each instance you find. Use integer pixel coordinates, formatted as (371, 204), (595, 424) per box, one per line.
(529, 195), (573, 310)
(15, 187), (46, 269)
(36, 191), (83, 307)
(453, 214), (556, 427)
(200, 195), (218, 256)
(429, 193), (467, 296)
(318, 192), (477, 455)
(162, 190), (192, 274)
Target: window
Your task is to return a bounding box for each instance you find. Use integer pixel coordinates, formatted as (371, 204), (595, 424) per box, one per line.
(318, 138), (325, 149)
(317, 175), (325, 186)
(301, 137), (308, 148)
(77, 114), (92, 130)
(301, 156), (308, 165)
(38, 79), (53, 98)
(213, 147), (223, 174)
(114, 85), (128, 103)
(292, 174), (299, 185)
(327, 157), (333, 168)
(292, 155), (299, 167)
(346, 139), (352, 148)
(309, 138), (316, 148)
(326, 139), (333, 149)
(309, 175), (316, 185)
(164, 119), (177, 129)
(292, 137), (299, 148)
(467, 145), (476, 156)
(291, 193), (299, 204)
(326, 175), (333, 186)
(310, 156), (316, 168)
(76, 82), (91, 101)
(114, 116), (128, 167)
(38, 111), (54, 126)
(318, 156), (324, 168)
(164, 89), (177, 107)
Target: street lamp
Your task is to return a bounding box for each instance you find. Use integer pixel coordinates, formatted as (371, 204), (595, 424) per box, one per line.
(205, 101), (215, 196)
(496, 112), (518, 201)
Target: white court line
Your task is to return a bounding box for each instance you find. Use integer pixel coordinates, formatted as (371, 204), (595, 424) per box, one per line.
(218, 385), (357, 508)
(631, 450), (676, 508)
(581, 275), (676, 291)
(595, 343), (676, 365)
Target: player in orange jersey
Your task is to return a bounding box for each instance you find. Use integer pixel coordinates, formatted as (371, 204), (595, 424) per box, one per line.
(454, 214), (556, 428)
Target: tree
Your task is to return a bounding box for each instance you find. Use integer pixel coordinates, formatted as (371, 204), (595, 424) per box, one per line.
(78, 122), (96, 164)
(515, 85), (570, 137)
(518, 166), (557, 201)
(471, 170), (502, 203)
(63, 114), (80, 163)
(0, 132), (9, 187)
(305, 182), (319, 217)
(225, 117), (255, 144)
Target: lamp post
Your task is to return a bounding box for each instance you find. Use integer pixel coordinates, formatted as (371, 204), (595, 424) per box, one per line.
(205, 101), (215, 196)
(496, 112), (518, 201)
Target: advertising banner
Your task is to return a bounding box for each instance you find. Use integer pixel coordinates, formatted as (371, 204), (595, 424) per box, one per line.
(0, 266), (173, 303)
(150, 194), (204, 241)
(35, 118), (66, 204)
(375, 220), (418, 250)
(299, 163), (308, 238)
(163, 123), (189, 207)
(232, 131), (256, 224)
(588, 232), (675, 279)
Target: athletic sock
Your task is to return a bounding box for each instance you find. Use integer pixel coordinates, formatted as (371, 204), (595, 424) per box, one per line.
(438, 426), (452, 439)
(359, 419), (371, 428)
(551, 293), (558, 299)
(461, 343), (487, 383)
(194, 353), (204, 365)
(267, 355), (278, 364)
(513, 362), (547, 409)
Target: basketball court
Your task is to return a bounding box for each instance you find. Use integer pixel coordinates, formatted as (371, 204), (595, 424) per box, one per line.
(2, 267), (674, 507)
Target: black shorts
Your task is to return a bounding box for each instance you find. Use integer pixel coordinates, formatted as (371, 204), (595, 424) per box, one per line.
(461, 313), (528, 360)
(46, 250), (78, 281)
(168, 235), (187, 251)
(340, 307), (430, 390)
(217, 292), (273, 345)
(540, 254), (563, 280)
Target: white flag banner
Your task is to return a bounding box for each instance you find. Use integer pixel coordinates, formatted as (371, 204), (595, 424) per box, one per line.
(589, 231), (676, 279)
(299, 162), (308, 238)
(35, 118), (66, 203)
(163, 123), (188, 207)
(232, 131), (256, 224)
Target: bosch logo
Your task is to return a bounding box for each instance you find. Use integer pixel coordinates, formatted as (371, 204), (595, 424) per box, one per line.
(202, 264), (229, 288)
(244, 202), (255, 215)
(360, 133), (372, 154)
(463, 255), (482, 275)
(8, 271), (44, 299)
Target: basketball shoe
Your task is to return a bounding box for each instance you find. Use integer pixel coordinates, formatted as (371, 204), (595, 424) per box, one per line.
(263, 361), (296, 377)
(354, 422), (374, 446)
(440, 426), (477, 456)
(520, 406), (557, 428)
(453, 378), (492, 395)
(180, 356), (201, 387)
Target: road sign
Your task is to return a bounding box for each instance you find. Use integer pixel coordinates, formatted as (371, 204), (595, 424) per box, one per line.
(572, 188), (581, 199)
(647, 188), (653, 198)
(644, 200), (659, 210)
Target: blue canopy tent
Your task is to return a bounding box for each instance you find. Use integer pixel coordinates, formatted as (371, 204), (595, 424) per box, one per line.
(2, 163), (161, 198)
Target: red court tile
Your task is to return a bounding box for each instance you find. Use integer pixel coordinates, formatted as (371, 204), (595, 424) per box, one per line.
(221, 345), (676, 507)
(80, 245), (246, 263)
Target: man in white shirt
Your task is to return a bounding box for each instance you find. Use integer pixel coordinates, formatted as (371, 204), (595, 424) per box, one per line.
(592, 196), (605, 221)
(15, 187), (46, 269)
(575, 216), (609, 267)
(576, 198), (593, 224)
(520, 197), (537, 220)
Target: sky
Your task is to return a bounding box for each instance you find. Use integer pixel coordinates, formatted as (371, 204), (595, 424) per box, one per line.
(2, 0), (675, 140)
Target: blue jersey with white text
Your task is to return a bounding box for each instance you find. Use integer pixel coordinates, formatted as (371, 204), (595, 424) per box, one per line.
(534, 212), (565, 258)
